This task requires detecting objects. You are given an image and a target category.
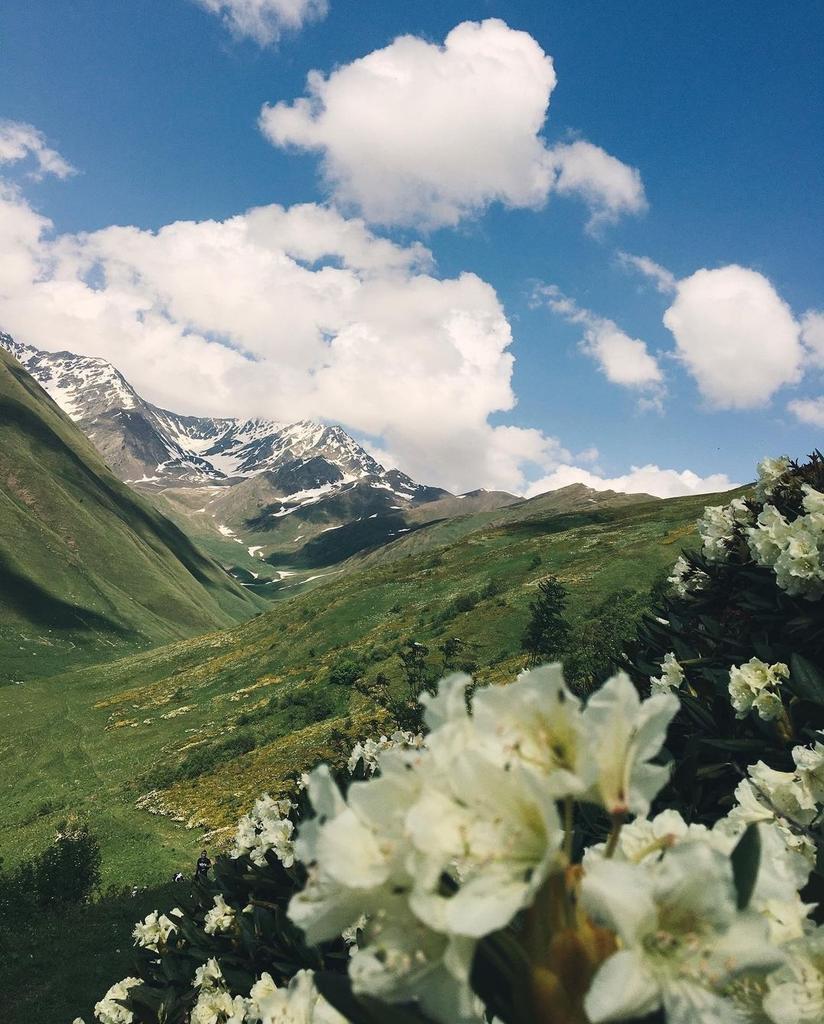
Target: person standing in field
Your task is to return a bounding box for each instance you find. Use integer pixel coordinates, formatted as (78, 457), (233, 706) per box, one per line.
(195, 849), (211, 881)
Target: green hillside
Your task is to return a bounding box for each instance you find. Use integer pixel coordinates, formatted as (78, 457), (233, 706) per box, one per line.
(0, 481), (736, 889)
(0, 348), (264, 679)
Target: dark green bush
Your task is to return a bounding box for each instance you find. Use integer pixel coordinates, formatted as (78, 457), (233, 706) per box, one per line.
(0, 823), (101, 912)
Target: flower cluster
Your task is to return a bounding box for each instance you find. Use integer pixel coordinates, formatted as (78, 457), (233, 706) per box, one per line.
(747, 484), (824, 600)
(728, 657), (790, 721)
(132, 908), (181, 952)
(346, 729), (425, 775)
(203, 894), (237, 936)
(755, 455), (794, 502)
(231, 794), (295, 868)
(649, 652), (685, 695)
(286, 665), (679, 1022)
(93, 977), (142, 1024)
(698, 498), (752, 562)
(726, 738), (824, 870)
(187, 959), (345, 1024)
(667, 554), (708, 598)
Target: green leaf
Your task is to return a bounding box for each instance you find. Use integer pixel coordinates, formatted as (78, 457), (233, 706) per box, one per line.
(699, 738), (769, 753)
(731, 824), (761, 910)
(471, 928), (533, 1024)
(789, 654), (824, 704)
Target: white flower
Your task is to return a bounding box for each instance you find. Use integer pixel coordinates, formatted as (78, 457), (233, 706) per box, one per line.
(650, 653), (685, 696)
(288, 753), (479, 1023)
(581, 672), (679, 817)
(194, 958), (225, 991)
(288, 756), (421, 945)
(748, 504), (793, 568)
(748, 502), (824, 600)
(93, 977), (141, 1024)
(190, 986), (247, 1024)
(728, 658), (789, 721)
(347, 897), (479, 1024)
(204, 894), (236, 935)
(774, 518), (824, 600)
(699, 499), (750, 563)
(755, 456), (794, 501)
(793, 739), (824, 804)
(726, 772), (818, 869)
(470, 662), (588, 795)
(347, 731), (425, 775)
(668, 555), (708, 598)
(747, 761), (817, 824)
(132, 910), (177, 951)
(584, 809), (709, 868)
(406, 750), (564, 938)
(419, 672), (476, 768)
(802, 483), (824, 517)
(763, 927), (824, 1023)
(232, 794), (295, 867)
(247, 969), (348, 1024)
(581, 842), (784, 1024)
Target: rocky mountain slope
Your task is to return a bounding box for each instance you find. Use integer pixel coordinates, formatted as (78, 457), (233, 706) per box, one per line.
(0, 334), (522, 581)
(0, 345), (265, 679)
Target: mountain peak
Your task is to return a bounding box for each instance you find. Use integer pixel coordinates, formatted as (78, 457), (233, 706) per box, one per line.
(0, 333), (434, 500)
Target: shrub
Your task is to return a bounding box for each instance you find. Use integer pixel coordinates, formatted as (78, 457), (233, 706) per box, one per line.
(0, 822), (101, 912)
(327, 653), (366, 688)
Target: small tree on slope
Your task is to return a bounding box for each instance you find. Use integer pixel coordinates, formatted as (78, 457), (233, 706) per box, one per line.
(521, 574), (571, 666)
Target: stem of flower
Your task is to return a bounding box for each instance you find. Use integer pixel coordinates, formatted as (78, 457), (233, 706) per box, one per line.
(603, 812), (626, 859)
(563, 796), (575, 862)
(776, 707), (794, 743)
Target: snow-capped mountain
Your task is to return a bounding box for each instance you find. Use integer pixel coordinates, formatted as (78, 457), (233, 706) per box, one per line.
(0, 333), (437, 501)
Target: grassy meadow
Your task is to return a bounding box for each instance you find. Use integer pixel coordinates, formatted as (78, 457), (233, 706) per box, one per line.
(0, 486), (730, 891)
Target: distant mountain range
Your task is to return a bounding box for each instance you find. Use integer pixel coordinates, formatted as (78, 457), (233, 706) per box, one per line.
(0, 333), (438, 496)
(0, 333), (523, 582)
(1, 333), (665, 596)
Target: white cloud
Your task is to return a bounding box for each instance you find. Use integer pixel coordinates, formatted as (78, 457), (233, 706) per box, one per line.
(193, 0), (327, 45)
(788, 396), (824, 428)
(549, 142), (646, 233)
(525, 463), (737, 500)
(537, 285), (663, 405)
(0, 120), (76, 180)
(0, 185), (571, 494)
(663, 265), (804, 409)
(617, 251), (676, 294)
(800, 310), (824, 368)
(260, 19), (645, 230)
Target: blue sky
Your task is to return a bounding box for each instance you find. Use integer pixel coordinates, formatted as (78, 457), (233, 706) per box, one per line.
(0, 0), (822, 495)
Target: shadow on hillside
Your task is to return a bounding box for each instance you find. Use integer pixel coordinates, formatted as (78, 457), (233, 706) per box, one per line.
(0, 551), (130, 634)
(1, 381), (230, 594)
(264, 514), (432, 569)
(0, 881), (183, 1024)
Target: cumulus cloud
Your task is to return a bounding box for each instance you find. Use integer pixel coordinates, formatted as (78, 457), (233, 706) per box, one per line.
(525, 463), (737, 500)
(0, 120), (76, 180)
(549, 142), (646, 232)
(260, 19), (645, 229)
(800, 310), (824, 368)
(537, 284), (664, 407)
(0, 183), (574, 493)
(193, 0), (327, 45)
(789, 396), (824, 428)
(663, 265), (805, 409)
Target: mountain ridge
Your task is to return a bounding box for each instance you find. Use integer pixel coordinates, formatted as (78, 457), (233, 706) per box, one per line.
(0, 344), (265, 678)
